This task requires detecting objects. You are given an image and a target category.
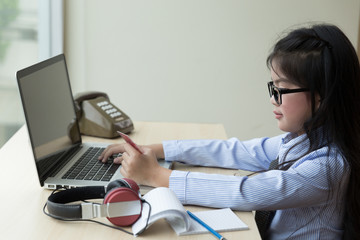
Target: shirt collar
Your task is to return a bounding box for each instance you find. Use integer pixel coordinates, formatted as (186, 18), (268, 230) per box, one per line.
(279, 132), (310, 164)
(279, 127), (328, 164)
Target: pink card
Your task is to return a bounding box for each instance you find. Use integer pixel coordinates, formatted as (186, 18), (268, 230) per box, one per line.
(117, 131), (143, 154)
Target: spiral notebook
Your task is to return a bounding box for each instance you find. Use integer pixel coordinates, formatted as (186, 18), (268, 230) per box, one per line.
(132, 187), (249, 236)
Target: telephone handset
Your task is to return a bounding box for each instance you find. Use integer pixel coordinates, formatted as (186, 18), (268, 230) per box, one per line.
(74, 91), (134, 138)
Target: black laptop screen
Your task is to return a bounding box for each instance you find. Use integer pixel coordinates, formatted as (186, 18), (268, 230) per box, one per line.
(17, 54), (81, 177)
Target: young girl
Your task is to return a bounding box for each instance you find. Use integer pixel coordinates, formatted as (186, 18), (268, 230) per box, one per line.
(99, 23), (360, 239)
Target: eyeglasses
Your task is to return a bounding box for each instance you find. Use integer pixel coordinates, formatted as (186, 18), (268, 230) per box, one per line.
(267, 81), (309, 105)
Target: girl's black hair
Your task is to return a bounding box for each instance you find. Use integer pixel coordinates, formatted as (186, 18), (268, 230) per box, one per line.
(267, 23), (360, 239)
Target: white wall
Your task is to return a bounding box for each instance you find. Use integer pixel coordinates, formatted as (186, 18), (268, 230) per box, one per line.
(64, 0), (360, 140)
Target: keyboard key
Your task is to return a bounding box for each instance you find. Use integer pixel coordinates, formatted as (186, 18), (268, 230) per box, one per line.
(62, 147), (107, 181)
(61, 146), (120, 182)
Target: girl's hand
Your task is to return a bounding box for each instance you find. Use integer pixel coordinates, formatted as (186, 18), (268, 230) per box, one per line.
(98, 143), (165, 163)
(120, 143), (171, 187)
(98, 143), (170, 187)
(98, 143), (127, 163)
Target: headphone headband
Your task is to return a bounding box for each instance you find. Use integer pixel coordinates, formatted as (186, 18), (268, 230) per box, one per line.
(47, 186), (105, 219)
(46, 179), (143, 226)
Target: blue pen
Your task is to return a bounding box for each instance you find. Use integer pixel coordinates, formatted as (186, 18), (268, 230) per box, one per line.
(187, 210), (226, 240)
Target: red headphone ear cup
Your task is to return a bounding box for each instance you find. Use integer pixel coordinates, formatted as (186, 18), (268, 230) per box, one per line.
(104, 187), (142, 226)
(106, 179), (128, 195)
(106, 178), (140, 195)
(122, 178), (140, 192)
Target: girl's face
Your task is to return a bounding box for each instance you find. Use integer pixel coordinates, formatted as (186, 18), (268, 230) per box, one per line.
(270, 64), (313, 135)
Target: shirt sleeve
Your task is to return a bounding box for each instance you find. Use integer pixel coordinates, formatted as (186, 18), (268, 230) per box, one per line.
(168, 148), (349, 211)
(163, 135), (285, 172)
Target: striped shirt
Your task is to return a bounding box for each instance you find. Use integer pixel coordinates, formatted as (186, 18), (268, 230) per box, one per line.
(163, 133), (349, 239)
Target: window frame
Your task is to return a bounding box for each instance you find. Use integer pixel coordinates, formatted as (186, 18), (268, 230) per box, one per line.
(38, 0), (63, 60)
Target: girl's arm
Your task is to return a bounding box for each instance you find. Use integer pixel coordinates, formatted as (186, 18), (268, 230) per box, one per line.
(163, 135), (285, 172)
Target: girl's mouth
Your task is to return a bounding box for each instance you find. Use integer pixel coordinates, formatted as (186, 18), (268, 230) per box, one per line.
(273, 111), (283, 119)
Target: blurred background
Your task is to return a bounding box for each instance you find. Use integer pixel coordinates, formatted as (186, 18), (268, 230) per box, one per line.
(1, 0), (359, 148)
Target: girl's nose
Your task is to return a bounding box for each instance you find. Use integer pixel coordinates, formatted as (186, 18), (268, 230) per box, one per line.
(270, 95), (279, 106)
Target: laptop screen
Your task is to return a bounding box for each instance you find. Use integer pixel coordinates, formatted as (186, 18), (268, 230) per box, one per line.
(17, 54), (81, 178)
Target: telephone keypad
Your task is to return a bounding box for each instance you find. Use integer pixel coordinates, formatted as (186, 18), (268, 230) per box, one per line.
(97, 100), (122, 119)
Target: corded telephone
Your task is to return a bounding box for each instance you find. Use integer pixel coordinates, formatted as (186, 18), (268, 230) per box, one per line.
(74, 91), (134, 138)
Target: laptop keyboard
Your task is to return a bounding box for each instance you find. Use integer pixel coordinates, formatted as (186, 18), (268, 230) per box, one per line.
(62, 147), (119, 182)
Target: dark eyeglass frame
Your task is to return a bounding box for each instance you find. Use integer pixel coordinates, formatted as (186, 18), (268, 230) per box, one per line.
(267, 81), (309, 105)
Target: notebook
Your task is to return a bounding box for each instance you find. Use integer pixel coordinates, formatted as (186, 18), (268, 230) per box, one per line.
(16, 54), (171, 190)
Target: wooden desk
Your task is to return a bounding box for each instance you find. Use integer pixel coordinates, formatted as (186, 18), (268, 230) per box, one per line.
(0, 121), (260, 240)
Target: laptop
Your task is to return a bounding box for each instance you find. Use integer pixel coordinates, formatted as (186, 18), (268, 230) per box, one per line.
(17, 54), (171, 190)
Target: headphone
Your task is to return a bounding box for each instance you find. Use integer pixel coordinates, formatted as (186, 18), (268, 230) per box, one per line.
(44, 178), (149, 234)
